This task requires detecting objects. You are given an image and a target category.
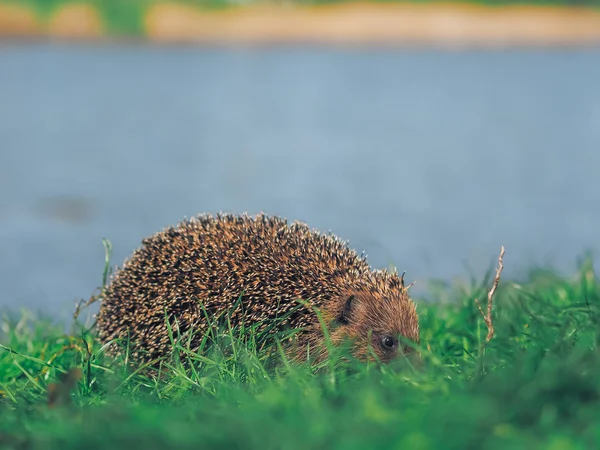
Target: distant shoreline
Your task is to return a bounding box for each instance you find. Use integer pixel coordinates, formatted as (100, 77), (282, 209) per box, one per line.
(1, 2), (600, 47)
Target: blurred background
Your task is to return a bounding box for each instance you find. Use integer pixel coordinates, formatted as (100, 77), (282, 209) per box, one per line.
(0, 0), (599, 320)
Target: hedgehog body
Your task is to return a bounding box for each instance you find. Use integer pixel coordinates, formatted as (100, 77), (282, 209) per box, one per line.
(96, 213), (419, 364)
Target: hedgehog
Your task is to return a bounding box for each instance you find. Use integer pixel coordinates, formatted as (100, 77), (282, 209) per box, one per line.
(96, 213), (419, 365)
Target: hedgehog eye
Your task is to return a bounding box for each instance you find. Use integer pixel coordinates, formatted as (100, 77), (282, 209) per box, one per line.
(380, 335), (397, 351)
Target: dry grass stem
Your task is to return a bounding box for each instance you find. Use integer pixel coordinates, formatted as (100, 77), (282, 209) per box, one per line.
(475, 246), (505, 342)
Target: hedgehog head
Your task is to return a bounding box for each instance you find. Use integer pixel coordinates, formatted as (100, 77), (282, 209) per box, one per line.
(327, 275), (419, 363)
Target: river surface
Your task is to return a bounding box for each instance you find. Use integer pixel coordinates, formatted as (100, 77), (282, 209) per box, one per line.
(1, 43), (599, 319)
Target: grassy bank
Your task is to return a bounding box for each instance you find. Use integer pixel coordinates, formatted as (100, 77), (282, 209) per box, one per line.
(1, 0), (600, 38)
(1, 255), (600, 449)
(5, 0), (600, 13)
(2, 1), (600, 46)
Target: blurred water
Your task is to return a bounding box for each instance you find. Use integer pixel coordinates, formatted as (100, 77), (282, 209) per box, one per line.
(1, 43), (599, 319)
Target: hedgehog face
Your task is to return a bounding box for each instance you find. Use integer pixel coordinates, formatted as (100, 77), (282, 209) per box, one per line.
(331, 290), (420, 363)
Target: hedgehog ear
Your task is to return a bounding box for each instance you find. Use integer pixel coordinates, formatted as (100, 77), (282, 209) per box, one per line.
(337, 295), (355, 326)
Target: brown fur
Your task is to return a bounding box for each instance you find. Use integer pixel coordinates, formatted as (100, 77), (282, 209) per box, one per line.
(96, 213), (419, 364)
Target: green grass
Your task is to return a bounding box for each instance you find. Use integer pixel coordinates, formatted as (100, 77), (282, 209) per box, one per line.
(1, 256), (600, 449)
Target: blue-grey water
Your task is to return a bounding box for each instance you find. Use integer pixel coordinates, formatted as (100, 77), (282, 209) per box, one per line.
(1, 43), (599, 320)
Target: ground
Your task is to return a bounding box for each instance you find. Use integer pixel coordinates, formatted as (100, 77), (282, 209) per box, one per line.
(1, 1), (600, 46)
